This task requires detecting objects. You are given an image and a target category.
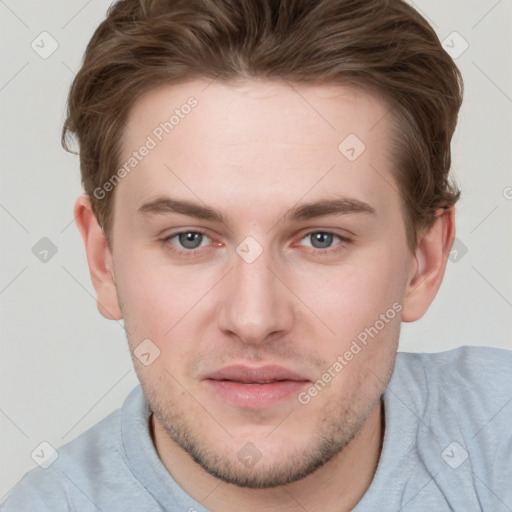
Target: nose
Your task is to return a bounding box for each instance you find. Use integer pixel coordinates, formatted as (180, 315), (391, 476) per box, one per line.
(216, 243), (295, 346)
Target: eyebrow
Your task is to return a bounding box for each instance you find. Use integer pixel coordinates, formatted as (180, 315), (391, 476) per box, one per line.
(137, 195), (376, 224)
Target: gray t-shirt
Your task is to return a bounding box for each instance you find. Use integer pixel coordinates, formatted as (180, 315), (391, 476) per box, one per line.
(2, 346), (511, 511)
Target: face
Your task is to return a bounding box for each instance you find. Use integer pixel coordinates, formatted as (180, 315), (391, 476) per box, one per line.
(108, 79), (414, 488)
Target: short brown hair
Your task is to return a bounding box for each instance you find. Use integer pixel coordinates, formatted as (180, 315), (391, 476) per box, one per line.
(62, 0), (463, 251)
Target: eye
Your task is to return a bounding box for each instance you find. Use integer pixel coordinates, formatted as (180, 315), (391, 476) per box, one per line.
(298, 231), (350, 253)
(162, 230), (213, 254)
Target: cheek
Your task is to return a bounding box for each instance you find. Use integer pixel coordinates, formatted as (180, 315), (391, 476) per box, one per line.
(113, 249), (180, 336)
(303, 264), (403, 402)
(292, 248), (406, 344)
(114, 248), (223, 346)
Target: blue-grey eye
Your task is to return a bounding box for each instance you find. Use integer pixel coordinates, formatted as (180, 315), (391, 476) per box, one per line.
(309, 232), (335, 249)
(178, 232), (204, 249)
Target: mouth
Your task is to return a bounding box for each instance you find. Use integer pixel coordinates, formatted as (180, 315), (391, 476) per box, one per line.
(203, 365), (310, 409)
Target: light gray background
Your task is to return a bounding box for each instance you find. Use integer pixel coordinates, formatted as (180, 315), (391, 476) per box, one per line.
(1, 0), (511, 500)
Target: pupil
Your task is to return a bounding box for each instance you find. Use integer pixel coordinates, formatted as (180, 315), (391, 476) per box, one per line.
(311, 232), (332, 249)
(179, 232), (202, 249)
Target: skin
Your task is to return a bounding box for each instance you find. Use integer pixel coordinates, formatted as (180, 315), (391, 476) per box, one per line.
(75, 79), (455, 511)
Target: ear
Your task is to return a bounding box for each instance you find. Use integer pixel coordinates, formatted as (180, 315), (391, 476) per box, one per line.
(401, 206), (456, 322)
(74, 194), (123, 321)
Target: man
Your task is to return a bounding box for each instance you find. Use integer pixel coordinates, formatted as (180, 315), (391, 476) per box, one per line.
(2, 0), (511, 510)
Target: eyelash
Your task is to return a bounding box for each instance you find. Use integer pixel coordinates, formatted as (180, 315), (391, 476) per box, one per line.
(160, 230), (351, 257)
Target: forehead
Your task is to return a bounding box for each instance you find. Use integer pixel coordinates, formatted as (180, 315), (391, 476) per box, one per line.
(116, 79), (397, 220)
(124, 78), (390, 149)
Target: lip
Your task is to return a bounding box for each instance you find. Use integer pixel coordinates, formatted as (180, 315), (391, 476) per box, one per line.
(204, 365), (309, 383)
(203, 365), (310, 409)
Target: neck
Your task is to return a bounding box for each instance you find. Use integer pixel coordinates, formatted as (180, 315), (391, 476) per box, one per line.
(151, 398), (384, 512)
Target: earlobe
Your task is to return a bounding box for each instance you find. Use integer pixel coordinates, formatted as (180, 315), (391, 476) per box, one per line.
(401, 207), (456, 322)
(74, 194), (123, 321)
